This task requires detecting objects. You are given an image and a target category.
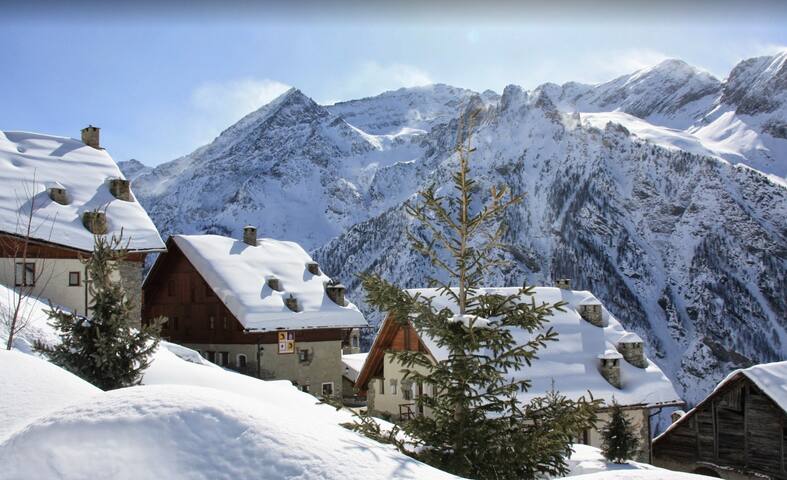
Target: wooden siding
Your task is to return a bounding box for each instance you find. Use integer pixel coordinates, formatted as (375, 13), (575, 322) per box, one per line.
(653, 376), (787, 478)
(142, 238), (345, 345)
(0, 233), (146, 261)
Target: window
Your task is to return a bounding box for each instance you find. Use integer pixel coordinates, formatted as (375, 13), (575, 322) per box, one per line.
(14, 262), (35, 287)
(237, 354), (247, 369)
(321, 382), (334, 397)
(402, 382), (413, 401)
(217, 352), (229, 366)
(351, 335), (359, 348)
(206, 351), (215, 362)
(378, 378), (385, 395)
(222, 317), (228, 330)
(208, 316), (215, 330)
(68, 271), (81, 287)
(298, 349), (310, 363)
(389, 379), (398, 395)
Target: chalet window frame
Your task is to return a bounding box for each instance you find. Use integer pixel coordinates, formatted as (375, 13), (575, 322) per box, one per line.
(237, 354), (247, 369)
(389, 378), (398, 395)
(14, 262), (35, 287)
(321, 382), (334, 397)
(208, 316), (215, 330)
(68, 271), (81, 287)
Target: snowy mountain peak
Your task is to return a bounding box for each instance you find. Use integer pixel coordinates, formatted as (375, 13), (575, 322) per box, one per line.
(722, 50), (787, 115)
(131, 53), (787, 409)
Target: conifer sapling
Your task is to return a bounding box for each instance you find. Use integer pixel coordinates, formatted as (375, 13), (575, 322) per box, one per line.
(40, 233), (160, 390)
(354, 109), (600, 479)
(601, 398), (640, 464)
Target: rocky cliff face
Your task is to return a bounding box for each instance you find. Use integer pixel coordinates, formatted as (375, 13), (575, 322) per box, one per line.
(126, 53), (787, 406)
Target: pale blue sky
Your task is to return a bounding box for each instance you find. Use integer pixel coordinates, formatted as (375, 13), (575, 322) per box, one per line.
(1, 2), (786, 165)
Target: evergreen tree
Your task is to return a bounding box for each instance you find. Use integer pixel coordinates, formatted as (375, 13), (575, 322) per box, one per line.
(601, 399), (640, 464)
(40, 234), (159, 390)
(356, 111), (600, 479)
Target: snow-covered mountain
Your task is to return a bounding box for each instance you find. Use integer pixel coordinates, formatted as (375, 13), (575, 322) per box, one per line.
(125, 52), (787, 405)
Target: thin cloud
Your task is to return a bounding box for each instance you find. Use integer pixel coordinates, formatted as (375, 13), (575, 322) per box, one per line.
(186, 77), (291, 146)
(191, 78), (291, 121)
(330, 62), (433, 102)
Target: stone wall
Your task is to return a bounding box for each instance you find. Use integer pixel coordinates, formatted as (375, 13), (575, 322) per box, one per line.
(183, 339), (344, 397)
(117, 260), (143, 329)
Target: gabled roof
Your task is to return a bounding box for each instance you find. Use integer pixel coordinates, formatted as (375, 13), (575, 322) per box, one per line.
(357, 286), (681, 407)
(342, 353), (368, 382)
(654, 360), (787, 444)
(0, 131), (165, 252)
(169, 234), (367, 332)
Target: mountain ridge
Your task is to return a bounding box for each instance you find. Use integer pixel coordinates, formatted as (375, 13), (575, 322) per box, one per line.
(124, 51), (787, 406)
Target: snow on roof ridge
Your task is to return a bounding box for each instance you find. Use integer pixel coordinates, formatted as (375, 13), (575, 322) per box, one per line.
(720, 360), (787, 412)
(172, 234), (367, 332)
(617, 332), (643, 344)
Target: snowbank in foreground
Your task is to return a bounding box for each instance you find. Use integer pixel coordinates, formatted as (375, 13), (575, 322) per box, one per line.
(0, 384), (457, 480)
(567, 471), (709, 479)
(0, 349), (100, 442)
(567, 444), (657, 476)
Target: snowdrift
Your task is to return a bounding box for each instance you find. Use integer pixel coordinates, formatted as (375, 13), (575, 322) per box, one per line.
(0, 349), (100, 442)
(0, 384), (458, 480)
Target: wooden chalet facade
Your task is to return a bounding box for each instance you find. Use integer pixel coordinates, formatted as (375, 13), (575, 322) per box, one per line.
(142, 231), (367, 396)
(652, 361), (787, 479)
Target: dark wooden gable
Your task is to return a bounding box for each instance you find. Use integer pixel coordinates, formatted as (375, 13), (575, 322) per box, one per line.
(142, 237), (343, 345)
(653, 373), (787, 478)
(355, 312), (431, 393)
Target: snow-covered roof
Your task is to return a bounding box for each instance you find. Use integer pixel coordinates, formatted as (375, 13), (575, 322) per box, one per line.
(654, 360), (787, 443)
(617, 332), (643, 344)
(717, 360), (787, 412)
(405, 287), (681, 407)
(342, 352), (368, 382)
(172, 234), (367, 331)
(0, 131), (165, 252)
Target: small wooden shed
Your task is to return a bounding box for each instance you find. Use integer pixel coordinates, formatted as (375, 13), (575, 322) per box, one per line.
(652, 361), (787, 479)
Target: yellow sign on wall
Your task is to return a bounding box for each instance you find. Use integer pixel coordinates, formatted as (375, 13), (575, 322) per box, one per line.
(278, 331), (295, 354)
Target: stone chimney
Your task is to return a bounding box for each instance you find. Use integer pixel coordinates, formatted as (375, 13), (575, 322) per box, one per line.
(266, 276), (282, 291)
(343, 328), (361, 354)
(306, 261), (320, 275)
(243, 225), (257, 246)
(81, 125), (100, 149)
(578, 300), (604, 327)
(326, 282), (346, 306)
(82, 210), (108, 235)
(616, 333), (648, 368)
(48, 183), (68, 205)
(556, 278), (571, 290)
(109, 178), (132, 201)
(284, 294), (299, 312)
(598, 350), (622, 388)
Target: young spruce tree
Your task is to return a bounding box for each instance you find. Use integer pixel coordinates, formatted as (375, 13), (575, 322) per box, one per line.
(357, 111), (599, 479)
(601, 399), (639, 464)
(41, 233), (159, 390)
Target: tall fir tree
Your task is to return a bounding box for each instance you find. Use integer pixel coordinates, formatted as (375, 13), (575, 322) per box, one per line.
(40, 233), (159, 390)
(356, 110), (600, 479)
(601, 399), (640, 464)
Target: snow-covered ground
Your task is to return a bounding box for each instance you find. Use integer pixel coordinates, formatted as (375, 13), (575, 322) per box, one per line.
(0, 288), (707, 479)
